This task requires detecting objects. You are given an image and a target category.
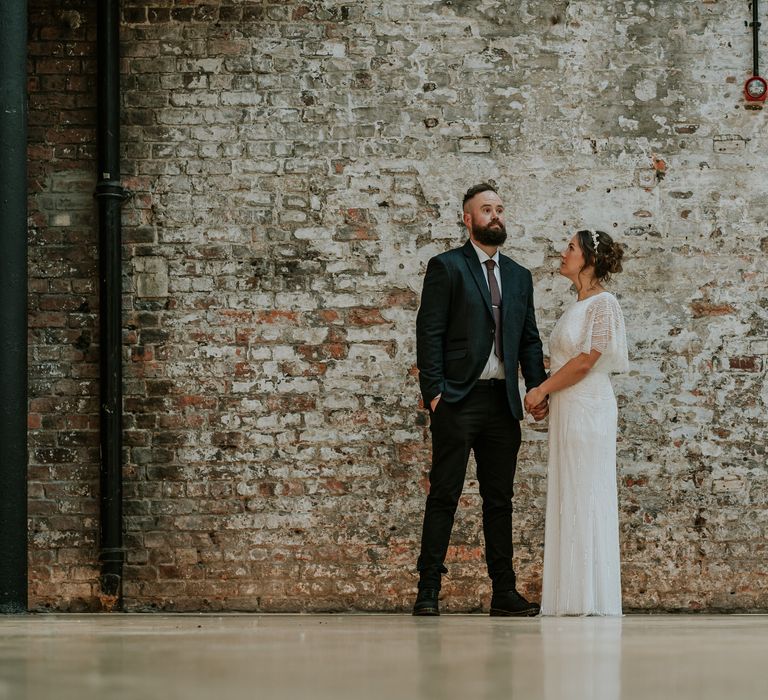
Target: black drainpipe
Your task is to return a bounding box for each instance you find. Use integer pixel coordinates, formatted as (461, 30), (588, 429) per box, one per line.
(95, 0), (127, 609)
(752, 0), (761, 76)
(0, 0), (28, 615)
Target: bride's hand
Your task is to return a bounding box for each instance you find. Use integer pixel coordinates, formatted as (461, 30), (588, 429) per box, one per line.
(524, 387), (546, 413)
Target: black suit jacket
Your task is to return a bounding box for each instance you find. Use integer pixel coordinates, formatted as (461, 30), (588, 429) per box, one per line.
(416, 240), (547, 420)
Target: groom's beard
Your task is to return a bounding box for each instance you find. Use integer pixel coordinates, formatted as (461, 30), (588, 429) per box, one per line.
(472, 219), (507, 246)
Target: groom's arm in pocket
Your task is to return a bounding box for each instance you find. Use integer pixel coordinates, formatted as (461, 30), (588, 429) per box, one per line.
(417, 256), (451, 410)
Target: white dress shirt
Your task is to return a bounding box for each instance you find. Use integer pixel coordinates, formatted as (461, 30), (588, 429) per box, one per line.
(470, 241), (505, 380)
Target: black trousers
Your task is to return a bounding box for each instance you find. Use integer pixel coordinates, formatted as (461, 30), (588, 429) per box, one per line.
(416, 380), (522, 592)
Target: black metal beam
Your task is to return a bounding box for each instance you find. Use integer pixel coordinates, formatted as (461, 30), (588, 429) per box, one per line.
(0, 0), (29, 614)
(95, 0), (126, 608)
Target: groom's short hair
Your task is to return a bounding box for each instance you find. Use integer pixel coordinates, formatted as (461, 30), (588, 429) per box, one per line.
(462, 182), (498, 209)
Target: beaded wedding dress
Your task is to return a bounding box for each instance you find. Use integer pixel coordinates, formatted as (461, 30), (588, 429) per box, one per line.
(541, 292), (628, 616)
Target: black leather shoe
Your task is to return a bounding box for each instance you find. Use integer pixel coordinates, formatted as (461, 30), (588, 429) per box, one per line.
(412, 588), (440, 616)
(489, 590), (540, 617)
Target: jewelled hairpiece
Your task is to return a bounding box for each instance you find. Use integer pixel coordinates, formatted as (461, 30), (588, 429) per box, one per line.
(590, 230), (600, 251)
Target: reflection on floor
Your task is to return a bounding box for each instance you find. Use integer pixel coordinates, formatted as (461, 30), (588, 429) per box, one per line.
(0, 614), (766, 699)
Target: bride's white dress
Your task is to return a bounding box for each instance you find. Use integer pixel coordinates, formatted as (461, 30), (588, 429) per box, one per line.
(541, 291), (628, 616)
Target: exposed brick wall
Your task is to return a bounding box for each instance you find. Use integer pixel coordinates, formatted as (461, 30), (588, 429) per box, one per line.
(28, 0), (768, 612)
(27, 0), (102, 611)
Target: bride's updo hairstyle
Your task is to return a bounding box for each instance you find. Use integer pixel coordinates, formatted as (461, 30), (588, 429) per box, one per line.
(576, 230), (624, 283)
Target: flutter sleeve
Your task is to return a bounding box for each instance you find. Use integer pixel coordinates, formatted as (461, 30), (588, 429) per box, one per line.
(580, 294), (628, 373)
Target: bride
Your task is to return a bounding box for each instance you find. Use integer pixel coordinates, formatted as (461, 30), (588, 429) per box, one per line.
(524, 230), (627, 616)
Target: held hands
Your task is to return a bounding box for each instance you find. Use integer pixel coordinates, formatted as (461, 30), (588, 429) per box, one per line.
(524, 386), (549, 421)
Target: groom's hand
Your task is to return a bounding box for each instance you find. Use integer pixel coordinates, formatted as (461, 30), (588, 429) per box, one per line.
(530, 398), (549, 421)
(430, 394), (441, 412)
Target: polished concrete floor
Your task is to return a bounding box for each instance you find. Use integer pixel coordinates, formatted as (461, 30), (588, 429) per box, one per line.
(0, 614), (766, 699)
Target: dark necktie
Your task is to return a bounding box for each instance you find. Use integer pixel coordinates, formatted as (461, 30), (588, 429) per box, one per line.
(484, 259), (503, 359)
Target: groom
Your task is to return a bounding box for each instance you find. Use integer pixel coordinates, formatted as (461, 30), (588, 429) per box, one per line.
(413, 183), (548, 616)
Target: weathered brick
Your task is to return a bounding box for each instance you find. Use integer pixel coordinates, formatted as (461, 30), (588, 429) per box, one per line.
(27, 0), (768, 614)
